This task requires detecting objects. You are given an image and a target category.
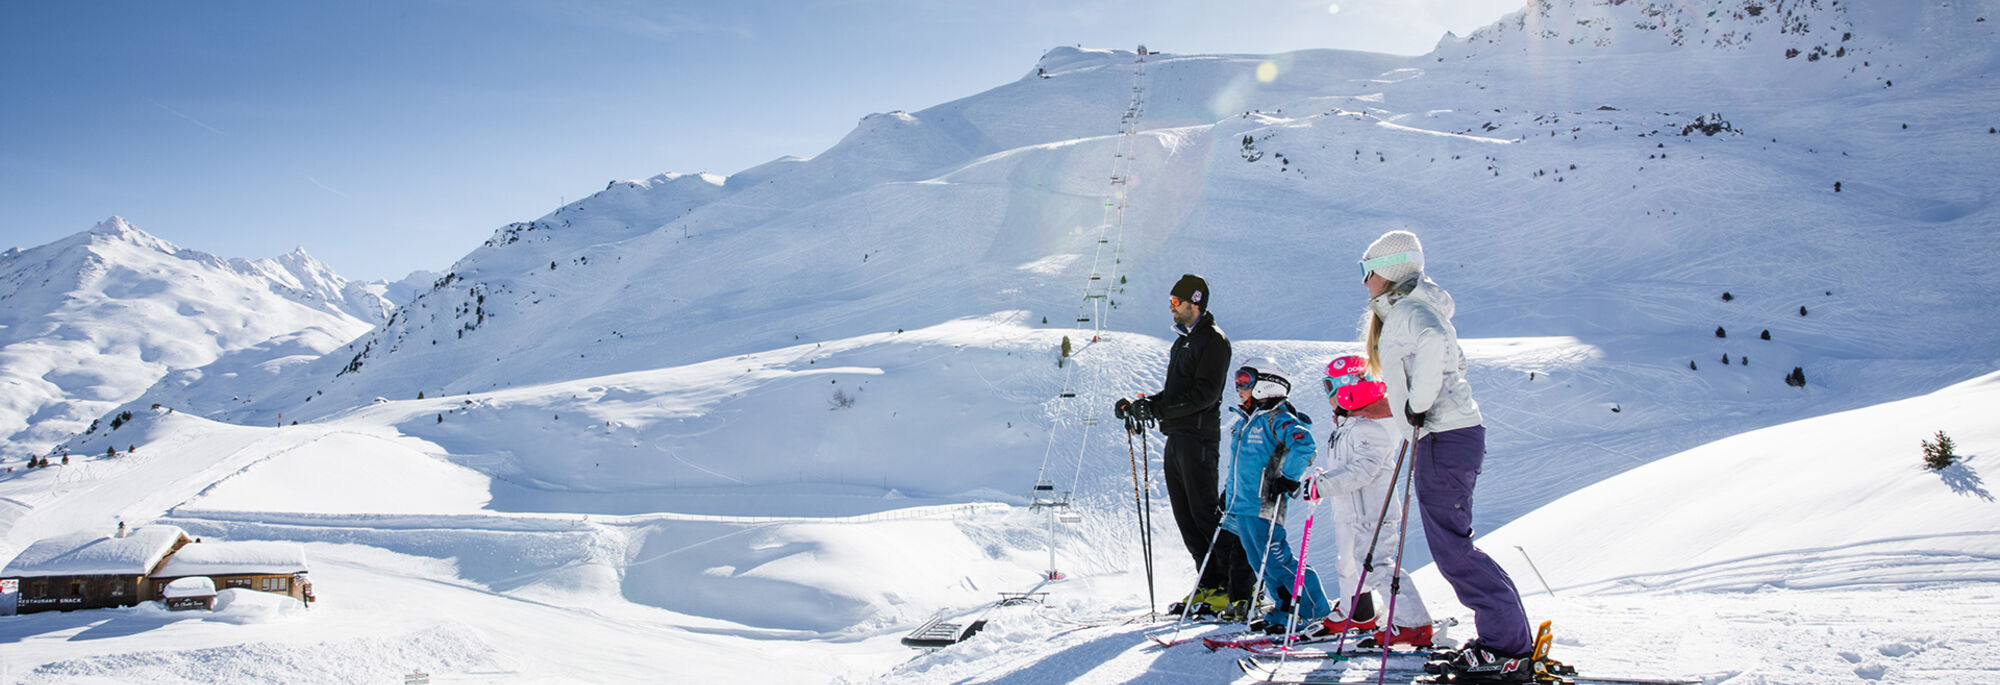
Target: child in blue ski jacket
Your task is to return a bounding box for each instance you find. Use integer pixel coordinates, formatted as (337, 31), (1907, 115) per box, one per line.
(1223, 357), (1334, 636)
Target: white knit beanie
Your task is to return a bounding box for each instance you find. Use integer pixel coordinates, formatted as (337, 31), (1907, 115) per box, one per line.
(1361, 230), (1424, 284)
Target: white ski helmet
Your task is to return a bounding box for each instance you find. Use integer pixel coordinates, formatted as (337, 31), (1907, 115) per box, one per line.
(1234, 357), (1292, 401)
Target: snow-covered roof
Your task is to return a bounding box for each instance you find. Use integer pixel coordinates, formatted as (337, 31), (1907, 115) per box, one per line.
(1, 525), (189, 578)
(162, 576), (215, 598)
(155, 540), (308, 578)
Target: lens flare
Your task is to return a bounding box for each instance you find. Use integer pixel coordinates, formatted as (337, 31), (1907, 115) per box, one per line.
(1256, 60), (1278, 83)
(1327, 3), (1340, 15)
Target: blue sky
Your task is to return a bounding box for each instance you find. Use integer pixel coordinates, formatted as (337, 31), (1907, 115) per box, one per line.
(0, 1), (1519, 282)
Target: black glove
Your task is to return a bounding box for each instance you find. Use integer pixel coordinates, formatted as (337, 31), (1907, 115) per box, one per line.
(1114, 397), (1132, 420)
(1405, 402), (1427, 429)
(1131, 397), (1156, 422)
(1271, 477), (1301, 498)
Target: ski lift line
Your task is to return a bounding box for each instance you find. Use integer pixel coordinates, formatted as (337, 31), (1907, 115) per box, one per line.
(1031, 53), (1150, 565)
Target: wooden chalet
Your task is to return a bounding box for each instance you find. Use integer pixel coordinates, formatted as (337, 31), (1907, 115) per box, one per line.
(1, 526), (314, 615)
(0, 524), (191, 615)
(152, 540), (313, 605)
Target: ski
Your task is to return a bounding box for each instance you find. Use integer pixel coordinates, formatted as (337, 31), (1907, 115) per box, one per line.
(1243, 641), (1439, 660)
(1200, 624), (1376, 652)
(1238, 655), (1428, 684)
(1145, 620), (1232, 647)
(1415, 676), (1701, 685)
(1243, 658), (1699, 685)
(1222, 616), (1459, 656)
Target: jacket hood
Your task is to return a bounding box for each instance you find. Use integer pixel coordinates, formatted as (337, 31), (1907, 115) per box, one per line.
(1402, 275), (1456, 320)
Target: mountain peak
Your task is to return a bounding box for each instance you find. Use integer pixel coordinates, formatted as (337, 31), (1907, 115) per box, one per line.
(88, 216), (136, 236)
(75, 216), (180, 255)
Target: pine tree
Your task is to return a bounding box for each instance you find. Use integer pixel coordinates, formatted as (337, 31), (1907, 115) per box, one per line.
(1715, 326), (1727, 338)
(1689, 360), (1699, 371)
(1786, 367), (1807, 387)
(1800, 306), (1809, 316)
(1761, 329), (1771, 340)
(1721, 291), (1733, 301)
(1922, 431), (1957, 470)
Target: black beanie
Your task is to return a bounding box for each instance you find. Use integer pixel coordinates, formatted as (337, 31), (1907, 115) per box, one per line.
(1170, 274), (1209, 309)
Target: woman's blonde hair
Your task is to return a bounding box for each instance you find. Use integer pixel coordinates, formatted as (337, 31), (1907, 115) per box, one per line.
(1363, 278), (1416, 378)
(1364, 309), (1384, 378)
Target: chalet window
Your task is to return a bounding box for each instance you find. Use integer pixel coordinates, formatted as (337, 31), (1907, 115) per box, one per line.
(70, 581), (84, 597)
(111, 580), (127, 596)
(226, 578), (252, 589)
(29, 581), (48, 599)
(260, 577), (290, 592)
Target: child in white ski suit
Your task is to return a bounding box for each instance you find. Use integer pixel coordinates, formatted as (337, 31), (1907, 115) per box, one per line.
(1318, 355), (1434, 646)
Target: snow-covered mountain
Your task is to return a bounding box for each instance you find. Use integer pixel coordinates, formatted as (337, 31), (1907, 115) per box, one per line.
(127, 0), (2000, 526)
(3, 0), (1998, 682)
(0, 217), (394, 456)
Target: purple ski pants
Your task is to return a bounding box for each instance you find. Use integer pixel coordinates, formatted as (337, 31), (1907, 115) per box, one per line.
(1414, 425), (1533, 657)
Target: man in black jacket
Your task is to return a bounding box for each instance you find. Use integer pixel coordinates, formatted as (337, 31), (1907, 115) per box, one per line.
(1131, 274), (1252, 617)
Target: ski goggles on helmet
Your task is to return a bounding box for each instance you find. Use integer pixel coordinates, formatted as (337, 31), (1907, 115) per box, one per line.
(1359, 250), (1416, 282)
(1235, 366), (1289, 394)
(1322, 372), (1368, 398)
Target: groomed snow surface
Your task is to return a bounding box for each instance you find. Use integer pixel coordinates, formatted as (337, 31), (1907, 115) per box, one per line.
(4, 1), (1999, 682)
(2, 323), (1995, 683)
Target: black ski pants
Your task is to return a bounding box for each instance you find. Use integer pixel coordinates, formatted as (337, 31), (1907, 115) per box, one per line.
(1162, 431), (1254, 600)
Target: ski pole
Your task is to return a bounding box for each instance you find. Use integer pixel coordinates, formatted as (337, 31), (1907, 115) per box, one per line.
(1137, 423), (1157, 619)
(1279, 471), (1325, 651)
(1377, 437), (1419, 685)
(1515, 545), (1555, 598)
(1330, 436), (1410, 659)
(1244, 492), (1285, 630)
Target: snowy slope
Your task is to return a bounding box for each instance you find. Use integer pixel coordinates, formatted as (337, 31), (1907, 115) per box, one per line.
(3, 1), (1999, 683)
(0, 218), (392, 456)
(7, 330), (1993, 683)
(112, 0), (1998, 541)
(879, 370), (2000, 685)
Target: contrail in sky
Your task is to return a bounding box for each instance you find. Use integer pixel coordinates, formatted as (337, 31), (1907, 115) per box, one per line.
(149, 100), (223, 134)
(305, 175), (349, 199)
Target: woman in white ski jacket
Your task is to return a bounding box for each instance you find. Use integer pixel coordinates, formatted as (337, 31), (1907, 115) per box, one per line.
(1359, 230), (1534, 675)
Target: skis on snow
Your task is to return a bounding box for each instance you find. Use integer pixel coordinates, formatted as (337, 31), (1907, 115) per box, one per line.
(1206, 616), (1458, 655)
(1236, 621), (1699, 685)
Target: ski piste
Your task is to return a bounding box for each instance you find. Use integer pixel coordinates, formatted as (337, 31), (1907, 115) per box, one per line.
(1238, 657), (1701, 685)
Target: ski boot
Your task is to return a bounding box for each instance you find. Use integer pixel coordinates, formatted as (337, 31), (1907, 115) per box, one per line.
(1321, 614), (1378, 634)
(1248, 610), (1293, 635)
(1219, 598), (1254, 622)
(1422, 639), (1535, 682)
(1425, 621), (1564, 683)
(1368, 622), (1435, 650)
(1167, 587), (1223, 618)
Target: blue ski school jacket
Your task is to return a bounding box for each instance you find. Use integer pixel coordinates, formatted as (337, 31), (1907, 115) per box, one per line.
(1225, 400), (1316, 520)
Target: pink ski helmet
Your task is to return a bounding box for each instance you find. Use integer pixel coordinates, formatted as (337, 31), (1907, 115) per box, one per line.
(1323, 355), (1369, 398)
(1336, 380), (1388, 411)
